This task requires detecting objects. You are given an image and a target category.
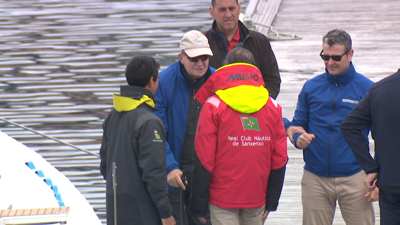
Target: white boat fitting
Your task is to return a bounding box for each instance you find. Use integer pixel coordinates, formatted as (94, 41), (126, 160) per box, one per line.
(0, 130), (102, 225)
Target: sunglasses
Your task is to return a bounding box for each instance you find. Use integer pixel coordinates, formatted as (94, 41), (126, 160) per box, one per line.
(185, 54), (210, 63)
(320, 50), (349, 62)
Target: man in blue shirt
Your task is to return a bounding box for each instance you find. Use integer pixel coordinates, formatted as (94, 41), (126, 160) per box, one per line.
(154, 30), (215, 225)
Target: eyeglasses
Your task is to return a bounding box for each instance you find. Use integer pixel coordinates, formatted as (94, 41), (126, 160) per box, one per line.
(185, 54), (210, 63)
(320, 50), (349, 62)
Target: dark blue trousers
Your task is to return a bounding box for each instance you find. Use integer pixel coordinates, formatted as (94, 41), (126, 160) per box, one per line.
(379, 189), (400, 225)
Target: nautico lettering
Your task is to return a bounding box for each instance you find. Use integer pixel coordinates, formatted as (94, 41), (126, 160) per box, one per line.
(226, 73), (259, 82)
(226, 135), (271, 147)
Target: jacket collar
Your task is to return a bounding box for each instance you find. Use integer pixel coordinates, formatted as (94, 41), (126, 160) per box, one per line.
(211, 20), (251, 47)
(114, 85), (156, 112)
(237, 20), (250, 38)
(120, 85), (156, 101)
(179, 62), (205, 91)
(325, 62), (356, 86)
(176, 61), (213, 84)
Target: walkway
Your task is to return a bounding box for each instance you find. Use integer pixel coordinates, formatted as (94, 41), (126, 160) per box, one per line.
(249, 0), (400, 224)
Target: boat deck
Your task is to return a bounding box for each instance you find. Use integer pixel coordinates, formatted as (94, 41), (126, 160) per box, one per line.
(250, 0), (400, 224)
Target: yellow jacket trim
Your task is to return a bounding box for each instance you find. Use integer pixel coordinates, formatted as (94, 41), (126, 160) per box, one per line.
(216, 63), (258, 72)
(113, 94), (155, 112)
(215, 85), (269, 113)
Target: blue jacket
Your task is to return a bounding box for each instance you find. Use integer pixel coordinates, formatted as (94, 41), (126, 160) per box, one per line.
(284, 63), (373, 177)
(154, 62), (215, 174)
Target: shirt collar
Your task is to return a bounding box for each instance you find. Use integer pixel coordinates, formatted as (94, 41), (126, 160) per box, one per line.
(231, 26), (241, 41)
(216, 24), (241, 41)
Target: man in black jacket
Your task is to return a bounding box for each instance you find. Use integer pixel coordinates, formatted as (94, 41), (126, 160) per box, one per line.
(100, 56), (175, 225)
(205, 0), (281, 99)
(340, 69), (400, 225)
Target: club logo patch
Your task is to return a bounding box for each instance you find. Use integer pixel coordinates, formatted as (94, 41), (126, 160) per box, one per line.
(240, 115), (261, 131)
(153, 130), (163, 142)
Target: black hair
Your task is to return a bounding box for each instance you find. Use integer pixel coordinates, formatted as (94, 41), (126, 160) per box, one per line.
(223, 47), (256, 66)
(322, 29), (352, 53)
(211, 0), (238, 7)
(125, 56), (159, 87)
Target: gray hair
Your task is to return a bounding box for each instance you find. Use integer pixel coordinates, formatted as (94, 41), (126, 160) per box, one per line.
(322, 29), (352, 53)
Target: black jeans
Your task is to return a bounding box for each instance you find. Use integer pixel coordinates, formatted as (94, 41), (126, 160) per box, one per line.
(379, 189), (400, 225)
(168, 163), (212, 225)
(168, 187), (211, 225)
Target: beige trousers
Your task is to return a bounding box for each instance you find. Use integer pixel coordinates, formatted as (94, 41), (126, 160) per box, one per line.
(209, 204), (265, 225)
(302, 170), (375, 225)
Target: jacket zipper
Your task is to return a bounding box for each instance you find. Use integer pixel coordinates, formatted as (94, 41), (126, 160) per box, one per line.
(194, 88), (200, 117)
(242, 34), (250, 47)
(328, 81), (339, 177)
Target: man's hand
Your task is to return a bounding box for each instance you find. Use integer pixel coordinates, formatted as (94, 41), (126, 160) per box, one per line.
(167, 169), (186, 190)
(262, 210), (270, 223)
(296, 132), (315, 149)
(365, 188), (379, 202)
(363, 172), (378, 192)
(286, 126), (306, 143)
(197, 217), (206, 224)
(162, 215), (176, 225)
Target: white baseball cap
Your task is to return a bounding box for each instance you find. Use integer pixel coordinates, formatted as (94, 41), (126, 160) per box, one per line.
(179, 30), (213, 57)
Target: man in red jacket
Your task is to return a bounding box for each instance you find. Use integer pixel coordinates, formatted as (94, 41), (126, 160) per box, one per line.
(190, 48), (288, 225)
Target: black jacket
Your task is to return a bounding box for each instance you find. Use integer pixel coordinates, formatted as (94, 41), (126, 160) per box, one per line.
(100, 86), (172, 225)
(205, 20), (281, 99)
(340, 69), (400, 192)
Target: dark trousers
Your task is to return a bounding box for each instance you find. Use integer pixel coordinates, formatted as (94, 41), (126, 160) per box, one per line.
(168, 187), (211, 225)
(106, 193), (162, 225)
(168, 163), (212, 225)
(379, 189), (400, 225)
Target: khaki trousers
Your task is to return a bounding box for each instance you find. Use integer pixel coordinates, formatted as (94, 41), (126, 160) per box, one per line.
(209, 204), (265, 225)
(302, 170), (374, 225)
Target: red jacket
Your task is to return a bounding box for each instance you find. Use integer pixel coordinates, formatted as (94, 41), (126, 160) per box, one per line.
(190, 63), (288, 216)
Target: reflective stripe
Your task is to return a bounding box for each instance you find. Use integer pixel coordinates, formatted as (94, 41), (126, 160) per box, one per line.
(205, 96), (221, 108)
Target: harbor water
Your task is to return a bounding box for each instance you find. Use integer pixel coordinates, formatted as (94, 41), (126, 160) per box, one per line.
(0, 0), (244, 223)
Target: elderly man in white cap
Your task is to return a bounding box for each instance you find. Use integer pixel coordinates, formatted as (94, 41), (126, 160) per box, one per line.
(154, 30), (215, 225)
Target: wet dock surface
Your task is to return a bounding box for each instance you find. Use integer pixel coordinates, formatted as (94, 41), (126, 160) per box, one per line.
(1, 0), (399, 224)
(263, 0), (400, 224)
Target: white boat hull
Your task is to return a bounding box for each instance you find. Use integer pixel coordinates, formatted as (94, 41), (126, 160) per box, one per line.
(0, 130), (102, 225)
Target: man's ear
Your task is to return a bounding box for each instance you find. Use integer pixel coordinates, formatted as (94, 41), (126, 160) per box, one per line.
(149, 77), (155, 86)
(347, 49), (354, 61)
(178, 53), (184, 64)
(144, 80), (151, 89)
(209, 6), (215, 19)
(145, 78), (155, 91)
